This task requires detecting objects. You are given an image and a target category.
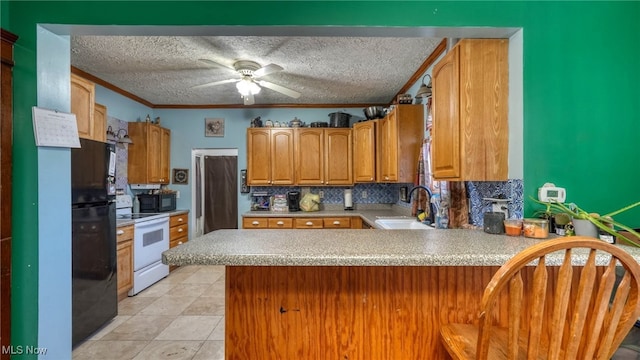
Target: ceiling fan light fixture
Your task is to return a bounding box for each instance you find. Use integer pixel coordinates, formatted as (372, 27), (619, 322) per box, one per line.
(236, 78), (261, 96)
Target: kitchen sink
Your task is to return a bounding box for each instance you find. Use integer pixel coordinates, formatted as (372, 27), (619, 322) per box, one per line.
(374, 218), (434, 230)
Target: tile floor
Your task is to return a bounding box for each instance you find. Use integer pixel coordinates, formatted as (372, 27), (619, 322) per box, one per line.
(72, 265), (226, 360)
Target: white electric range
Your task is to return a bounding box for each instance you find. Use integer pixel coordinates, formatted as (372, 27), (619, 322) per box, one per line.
(116, 195), (170, 295)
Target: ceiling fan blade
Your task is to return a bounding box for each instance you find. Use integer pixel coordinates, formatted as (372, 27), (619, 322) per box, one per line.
(198, 58), (234, 71)
(191, 78), (239, 89)
(256, 80), (301, 99)
(243, 93), (255, 106)
(253, 63), (283, 78)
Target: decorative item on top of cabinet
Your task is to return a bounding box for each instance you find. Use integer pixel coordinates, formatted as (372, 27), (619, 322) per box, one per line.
(431, 39), (508, 181)
(169, 213), (189, 272)
(379, 104), (424, 183)
(70, 73), (96, 141)
(93, 103), (107, 143)
(116, 225), (134, 301)
(246, 128), (295, 186)
(127, 122), (171, 184)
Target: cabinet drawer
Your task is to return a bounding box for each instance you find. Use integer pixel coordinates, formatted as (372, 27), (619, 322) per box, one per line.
(243, 218), (268, 229)
(170, 224), (188, 239)
(268, 218), (293, 229)
(170, 236), (188, 249)
(116, 225), (134, 243)
(170, 214), (188, 227)
(323, 217), (351, 229)
(294, 218), (323, 229)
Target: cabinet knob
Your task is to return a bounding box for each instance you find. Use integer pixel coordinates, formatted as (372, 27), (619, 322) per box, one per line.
(305, 221), (313, 226)
(117, 230), (124, 235)
(252, 221), (259, 225)
(178, 241), (183, 245)
(178, 228), (183, 232)
(333, 221), (340, 225)
(276, 221), (284, 226)
(178, 218), (184, 222)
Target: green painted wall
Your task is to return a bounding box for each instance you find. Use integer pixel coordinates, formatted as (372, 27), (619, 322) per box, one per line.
(5, 0), (640, 355)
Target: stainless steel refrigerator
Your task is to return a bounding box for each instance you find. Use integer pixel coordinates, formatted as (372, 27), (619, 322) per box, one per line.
(71, 138), (117, 346)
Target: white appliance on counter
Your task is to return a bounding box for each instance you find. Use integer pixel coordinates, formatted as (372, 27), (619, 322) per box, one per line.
(116, 194), (170, 295)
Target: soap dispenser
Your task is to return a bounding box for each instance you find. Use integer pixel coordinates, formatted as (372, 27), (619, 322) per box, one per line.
(133, 195), (140, 213)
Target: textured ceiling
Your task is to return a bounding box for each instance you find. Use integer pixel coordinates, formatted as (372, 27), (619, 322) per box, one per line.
(70, 35), (444, 107)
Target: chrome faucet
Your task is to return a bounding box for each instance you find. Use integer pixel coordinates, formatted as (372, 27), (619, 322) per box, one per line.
(407, 185), (434, 224)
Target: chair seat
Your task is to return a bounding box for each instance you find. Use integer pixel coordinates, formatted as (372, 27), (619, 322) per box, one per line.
(440, 323), (552, 360)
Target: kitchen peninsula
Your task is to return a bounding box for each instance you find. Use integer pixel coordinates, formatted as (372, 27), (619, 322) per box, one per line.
(162, 227), (640, 359)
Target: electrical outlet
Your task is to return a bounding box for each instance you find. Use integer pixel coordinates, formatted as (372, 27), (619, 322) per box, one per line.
(361, 190), (367, 199)
(319, 190), (324, 199)
(176, 190), (180, 199)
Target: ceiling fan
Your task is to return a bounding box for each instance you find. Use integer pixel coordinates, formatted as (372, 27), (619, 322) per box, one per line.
(192, 59), (301, 105)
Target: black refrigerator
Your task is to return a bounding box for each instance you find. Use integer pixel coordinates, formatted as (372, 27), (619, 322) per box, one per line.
(71, 138), (117, 346)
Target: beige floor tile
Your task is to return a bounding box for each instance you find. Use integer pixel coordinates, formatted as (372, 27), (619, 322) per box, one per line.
(132, 340), (203, 360)
(139, 296), (198, 316)
(201, 281), (225, 297)
(162, 271), (194, 284)
(192, 340), (224, 360)
(134, 282), (176, 297)
(182, 268), (223, 284)
(102, 315), (177, 341)
(87, 315), (132, 340)
(155, 316), (222, 341)
(118, 296), (159, 315)
(72, 340), (149, 360)
(208, 317), (225, 341)
(165, 283), (211, 297)
(181, 296), (225, 316)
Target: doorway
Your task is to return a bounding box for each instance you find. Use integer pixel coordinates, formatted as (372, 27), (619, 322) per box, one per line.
(192, 149), (239, 237)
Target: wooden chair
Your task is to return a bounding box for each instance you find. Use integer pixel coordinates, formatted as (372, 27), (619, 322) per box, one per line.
(440, 237), (640, 360)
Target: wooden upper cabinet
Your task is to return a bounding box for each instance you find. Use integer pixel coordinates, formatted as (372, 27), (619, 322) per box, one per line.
(71, 73), (95, 140)
(353, 120), (377, 183)
(128, 122), (171, 184)
(295, 128), (324, 185)
(432, 39), (509, 181)
(247, 128), (294, 185)
(93, 103), (107, 143)
(269, 129), (295, 185)
(247, 129), (271, 185)
(379, 105), (424, 183)
(324, 129), (352, 185)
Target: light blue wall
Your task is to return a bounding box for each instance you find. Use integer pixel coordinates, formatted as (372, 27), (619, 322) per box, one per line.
(95, 85), (152, 122)
(36, 27), (72, 360)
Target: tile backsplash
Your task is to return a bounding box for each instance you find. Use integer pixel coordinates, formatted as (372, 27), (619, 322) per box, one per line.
(251, 179), (524, 227)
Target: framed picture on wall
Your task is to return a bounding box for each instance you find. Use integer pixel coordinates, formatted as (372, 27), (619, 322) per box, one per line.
(205, 118), (225, 137)
(172, 168), (189, 184)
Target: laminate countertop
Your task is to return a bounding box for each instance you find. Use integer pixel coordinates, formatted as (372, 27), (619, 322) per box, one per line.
(162, 227), (640, 267)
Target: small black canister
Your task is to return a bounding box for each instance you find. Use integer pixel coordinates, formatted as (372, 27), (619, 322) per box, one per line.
(483, 212), (506, 234)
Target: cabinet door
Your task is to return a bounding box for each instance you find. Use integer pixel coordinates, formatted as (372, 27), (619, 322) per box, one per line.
(325, 129), (353, 185)
(147, 124), (164, 183)
(71, 73), (95, 140)
(160, 128), (171, 184)
(353, 121), (376, 182)
(247, 129), (271, 185)
(93, 103), (107, 142)
(296, 128), (324, 185)
(380, 112), (398, 182)
(432, 46), (461, 179)
(270, 129), (295, 185)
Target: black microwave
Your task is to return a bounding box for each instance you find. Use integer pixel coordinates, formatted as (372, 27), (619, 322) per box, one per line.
(138, 193), (177, 213)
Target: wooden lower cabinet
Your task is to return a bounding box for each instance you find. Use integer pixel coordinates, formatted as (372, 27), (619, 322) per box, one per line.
(116, 225), (134, 301)
(243, 216), (360, 229)
(169, 213), (189, 272)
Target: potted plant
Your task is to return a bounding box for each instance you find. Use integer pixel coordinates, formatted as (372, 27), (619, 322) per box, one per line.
(531, 197), (640, 248)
